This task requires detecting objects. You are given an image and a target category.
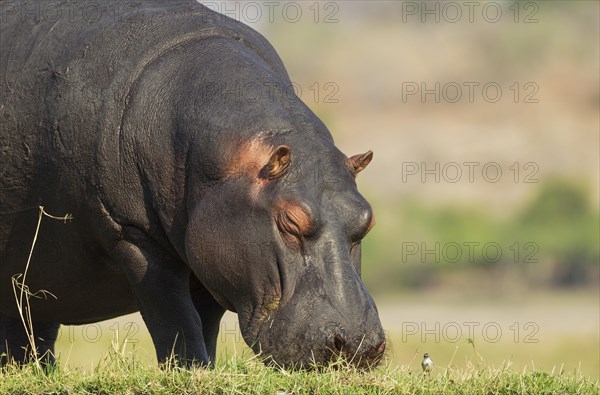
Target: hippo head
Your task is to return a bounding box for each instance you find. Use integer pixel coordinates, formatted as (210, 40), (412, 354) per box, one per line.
(181, 39), (385, 368)
(184, 138), (385, 366)
(185, 140), (384, 368)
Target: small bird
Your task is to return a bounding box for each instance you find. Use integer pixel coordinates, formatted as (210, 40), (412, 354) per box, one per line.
(421, 352), (433, 373)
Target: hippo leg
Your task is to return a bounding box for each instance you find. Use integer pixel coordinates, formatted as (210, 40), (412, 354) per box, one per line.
(0, 312), (59, 367)
(113, 230), (209, 367)
(190, 276), (226, 366)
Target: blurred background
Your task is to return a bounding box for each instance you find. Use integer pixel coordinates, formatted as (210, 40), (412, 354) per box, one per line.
(55, 0), (599, 378)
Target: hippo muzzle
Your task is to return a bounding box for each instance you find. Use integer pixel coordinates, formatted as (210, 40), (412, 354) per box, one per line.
(250, 263), (386, 368)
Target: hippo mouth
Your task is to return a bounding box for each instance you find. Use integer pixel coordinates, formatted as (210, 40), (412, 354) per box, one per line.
(243, 296), (386, 369)
(235, 253), (386, 369)
(252, 315), (386, 369)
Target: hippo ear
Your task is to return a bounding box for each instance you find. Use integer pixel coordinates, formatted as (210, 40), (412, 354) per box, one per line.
(348, 150), (373, 176)
(259, 145), (291, 180)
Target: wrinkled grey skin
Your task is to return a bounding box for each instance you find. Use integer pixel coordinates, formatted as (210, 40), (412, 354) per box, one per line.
(0, 0), (385, 368)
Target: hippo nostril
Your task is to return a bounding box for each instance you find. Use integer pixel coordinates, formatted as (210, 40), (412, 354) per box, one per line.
(333, 334), (347, 352)
(376, 340), (386, 355)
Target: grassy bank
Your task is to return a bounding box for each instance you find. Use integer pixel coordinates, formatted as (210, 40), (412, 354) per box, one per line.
(1, 356), (598, 395)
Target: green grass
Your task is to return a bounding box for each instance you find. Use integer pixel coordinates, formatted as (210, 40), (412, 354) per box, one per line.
(31, 292), (595, 393)
(1, 353), (599, 395)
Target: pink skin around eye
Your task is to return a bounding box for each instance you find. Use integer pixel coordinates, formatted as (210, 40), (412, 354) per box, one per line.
(275, 201), (313, 245)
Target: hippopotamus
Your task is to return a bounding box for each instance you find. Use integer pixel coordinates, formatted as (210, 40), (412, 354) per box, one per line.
(0, 0), (385, 368)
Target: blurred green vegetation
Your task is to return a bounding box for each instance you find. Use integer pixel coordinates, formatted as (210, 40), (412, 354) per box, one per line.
(362, 180), (599, 294)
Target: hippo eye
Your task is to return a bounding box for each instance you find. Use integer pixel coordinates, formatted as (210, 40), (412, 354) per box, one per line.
(275, 203), (315, 245)
(277, 207), (312, 236)
(277, 210), (302, 237)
